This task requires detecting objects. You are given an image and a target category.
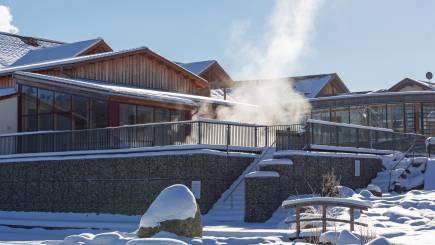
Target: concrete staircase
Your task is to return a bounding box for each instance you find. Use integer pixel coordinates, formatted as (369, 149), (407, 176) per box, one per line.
(204, 149), (276, 224)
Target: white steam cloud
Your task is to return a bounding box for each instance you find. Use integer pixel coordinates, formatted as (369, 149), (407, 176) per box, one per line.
(0, 5), (19, 34)
(215, 0), (322, 125)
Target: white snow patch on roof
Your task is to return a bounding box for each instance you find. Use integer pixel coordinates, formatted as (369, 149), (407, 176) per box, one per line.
(0, 32), (62, 69)
(15, 71), (196, 106)
(177, 60), (215, 75)
(139, 184), (197, 228)
(293, 74), (333, 98)
(10, 38), (104, 67)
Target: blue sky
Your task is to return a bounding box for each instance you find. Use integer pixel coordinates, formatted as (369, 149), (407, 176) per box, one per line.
(2, 0), (435, 91)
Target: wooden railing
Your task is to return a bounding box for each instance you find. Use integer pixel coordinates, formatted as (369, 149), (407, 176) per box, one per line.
(0, 120), (304, 155)
(282, 197), (372, 238)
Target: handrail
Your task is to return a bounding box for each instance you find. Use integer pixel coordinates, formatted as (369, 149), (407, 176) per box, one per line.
(222, 138), (277, 205)
(387, 138), (417, 191)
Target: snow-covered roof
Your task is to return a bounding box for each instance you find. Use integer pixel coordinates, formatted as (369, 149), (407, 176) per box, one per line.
(176, 60), (216, 75)
(236, 73), (348, 98)
(0, 32), (63, 69)
(10, 38), (107, 67)
(14, 72), (246, 107)
(15, 71), (196, 106)
(292, 74), (334, 98)
(388, 77), (435, 92)
(309, 90), (435, 102)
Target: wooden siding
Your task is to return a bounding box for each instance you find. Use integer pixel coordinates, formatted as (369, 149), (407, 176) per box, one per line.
(61, 53), (202, 94)
(0, 51), (209, 96)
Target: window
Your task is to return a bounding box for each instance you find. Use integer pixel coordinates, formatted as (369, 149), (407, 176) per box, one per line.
(137, 106), (154, 124)
(91, 99), (108, 128)
(423, 103), (435, 136)
(21, 85), (37, 115)
(311, 108), (330, 121)
(368, 105), (386, 128)
(38, 114), (53, 131)
(21, 115), (37, 132)
(350, 106), (368, 125)
(55, 92), (71, 112)
(331, 107), (349, 123)
(54, 92), (71, 130)
(154, 108), (170, 122)
(387, 104), (404, 132)
(72, 95), (89, 130)
(171, 110), (185, 122)
(38, 89), (54, 113)
(119, 103), (136, 125)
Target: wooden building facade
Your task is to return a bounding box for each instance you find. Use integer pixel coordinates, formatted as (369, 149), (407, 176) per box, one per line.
(0, 47), (218, 133)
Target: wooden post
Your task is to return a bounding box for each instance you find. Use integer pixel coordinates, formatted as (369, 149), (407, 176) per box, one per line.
(322, 204), (327, 233)
(296, 207), (301, 238)
(349, 207), (355, 231)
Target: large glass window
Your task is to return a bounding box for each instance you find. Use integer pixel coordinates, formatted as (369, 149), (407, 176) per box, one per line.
(21, 85), (37, 115)
(137, 106), (154, 124)
(119, 103), (136, 125)
(311, 108), (330, 121)
(19, 85), (189, 132)
(91, 100), (108, 128)
(368, 105), (387, 128)
(171, 110), (185, 122)
(350, 106), (368, 125)
(54, 92), (71, 130)
(72, 95), (89, 130)
(404, 103), (418, 133)
(38, 89), (54, 114)
(154, 108), (170, 122)
(387, 104), (404, 132)
(331, 107), (349, 123)
(423, 103), (435, 136)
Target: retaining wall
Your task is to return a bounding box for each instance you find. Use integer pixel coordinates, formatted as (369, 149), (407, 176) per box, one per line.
(245, 152), (383, 222)
(0, 152), (254, 215)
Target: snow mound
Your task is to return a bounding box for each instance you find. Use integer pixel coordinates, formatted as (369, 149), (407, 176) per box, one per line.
(126, 238), (188, 245)
(367, 184), (382, 194)
(337, 186), (355, 198)
(424, 159), (435, 190)
(338, 229), (360, 245)
(365, 237), (392, 245)
(319, 231), (340, 244)
(139, 184), (197, 228)
(63, 232), (130, 245)
(359, 189), (375, 199)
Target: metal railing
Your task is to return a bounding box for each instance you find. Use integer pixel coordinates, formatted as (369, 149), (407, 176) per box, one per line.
(0, 120), (304, 155)
(277, 119), (427, 154)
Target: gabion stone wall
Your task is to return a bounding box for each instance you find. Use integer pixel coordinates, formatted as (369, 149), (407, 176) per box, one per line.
(245, 153), (383, 222)
(0, 153), (254, 215)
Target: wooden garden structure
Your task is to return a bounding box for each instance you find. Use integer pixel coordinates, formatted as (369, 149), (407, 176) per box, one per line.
(282, 197), (372, 238)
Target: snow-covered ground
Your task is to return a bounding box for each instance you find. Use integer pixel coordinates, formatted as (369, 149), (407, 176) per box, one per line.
(0, 190), (434, 244)
(1, 154), (434, 244)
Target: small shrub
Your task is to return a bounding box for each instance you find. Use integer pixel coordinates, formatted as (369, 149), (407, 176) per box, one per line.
(321, 170), (341, 197)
